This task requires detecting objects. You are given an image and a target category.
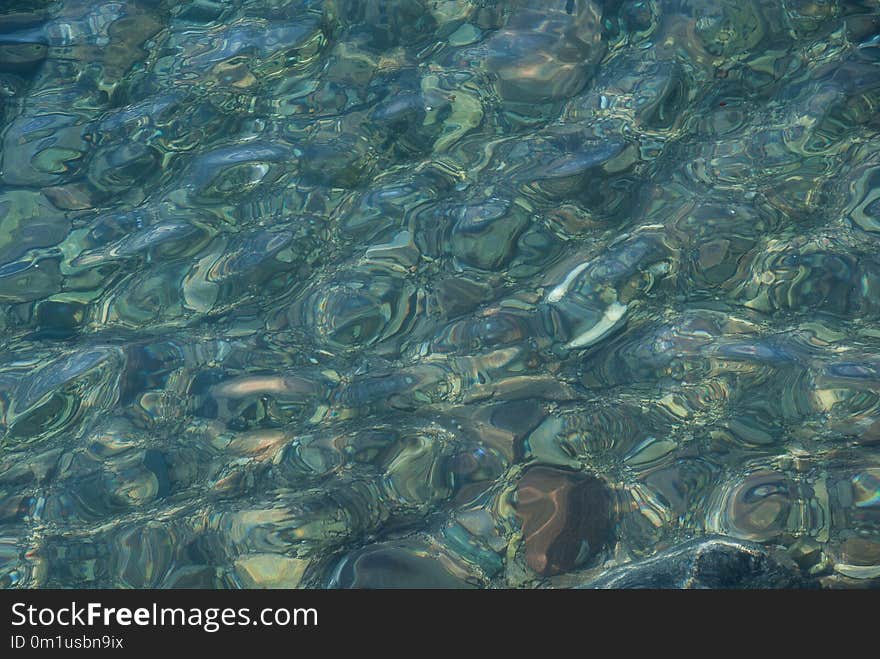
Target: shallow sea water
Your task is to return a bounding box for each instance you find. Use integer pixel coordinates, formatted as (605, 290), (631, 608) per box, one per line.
(1, 0), (880, 589)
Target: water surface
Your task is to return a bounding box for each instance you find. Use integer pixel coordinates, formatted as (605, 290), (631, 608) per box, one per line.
(1, 0), (880, 588)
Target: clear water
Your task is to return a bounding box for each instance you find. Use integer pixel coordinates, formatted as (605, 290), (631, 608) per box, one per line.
(1, 0), (879, 588)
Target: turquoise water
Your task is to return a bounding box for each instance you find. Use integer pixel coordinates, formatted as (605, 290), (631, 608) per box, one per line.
(1, 0), (879, 588)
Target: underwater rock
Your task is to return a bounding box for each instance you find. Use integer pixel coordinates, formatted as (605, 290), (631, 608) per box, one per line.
(583, 535), (811, 588)
(562, 53), (690, 134)
(1, 346), (123, 447)
(450, 199), (530, 270)
(297, 132), (376, 188)
(515, 466), (613, 576)
(298, 270), (418, 351)
(0, 16), (48, 75)
(329, 542), (476, 588)
(0, 190), (68, 266)
(733, 237), (880, 319)
(478, 0), (605, 104)
(235, 553), (310, 589)
(541, 228), (673, 350)
(86, 141), (162, 194)
(0, 112), (91, 187)
(182, 143), (292, 204)
(325, 0), (438, 51)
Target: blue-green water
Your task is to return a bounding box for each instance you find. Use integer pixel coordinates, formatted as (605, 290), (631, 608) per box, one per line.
(1, 0), (879, 588)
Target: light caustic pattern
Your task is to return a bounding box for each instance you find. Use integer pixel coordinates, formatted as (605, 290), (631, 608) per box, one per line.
(1, 0), (880, 588)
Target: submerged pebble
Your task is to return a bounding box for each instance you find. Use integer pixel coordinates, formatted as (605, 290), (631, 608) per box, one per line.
(515, 466), (613, 576)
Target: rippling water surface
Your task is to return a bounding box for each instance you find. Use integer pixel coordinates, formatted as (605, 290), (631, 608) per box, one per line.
(2, 0), (880, 589)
